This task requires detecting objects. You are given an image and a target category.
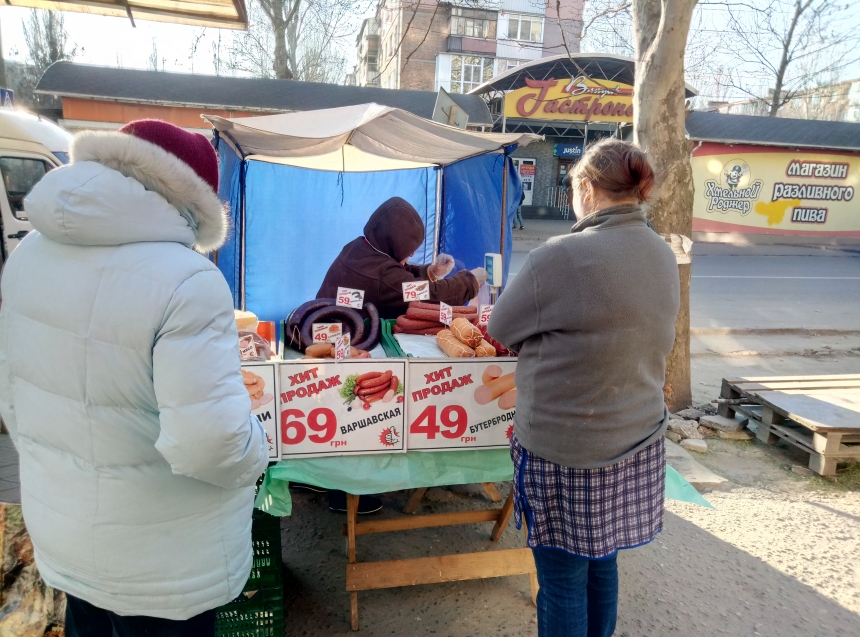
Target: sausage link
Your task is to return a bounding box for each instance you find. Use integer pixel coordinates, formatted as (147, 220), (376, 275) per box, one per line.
(358, 370), (393, 390)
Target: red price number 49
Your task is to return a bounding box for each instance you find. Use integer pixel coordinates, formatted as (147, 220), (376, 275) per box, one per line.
(281, 408), (337, 445)
(409, 405), (467, 439)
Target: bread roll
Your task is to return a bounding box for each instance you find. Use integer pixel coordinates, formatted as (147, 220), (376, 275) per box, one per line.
(450, 317), (483, 348)
(234, 310), (258, 332)
(436, 329), (476, 358)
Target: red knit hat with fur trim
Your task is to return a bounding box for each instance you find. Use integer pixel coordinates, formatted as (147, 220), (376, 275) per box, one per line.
(118, 119), (219, 194)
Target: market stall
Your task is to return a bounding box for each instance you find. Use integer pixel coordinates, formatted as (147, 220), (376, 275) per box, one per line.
(207, 105), (710, 631)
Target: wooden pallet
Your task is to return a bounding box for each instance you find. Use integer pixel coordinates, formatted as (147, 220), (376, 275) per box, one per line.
(719, 375), (860, 476)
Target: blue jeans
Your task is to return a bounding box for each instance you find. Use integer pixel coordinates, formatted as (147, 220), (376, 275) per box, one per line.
(514, 207), (525, 228)
(532, 548), (618, 637)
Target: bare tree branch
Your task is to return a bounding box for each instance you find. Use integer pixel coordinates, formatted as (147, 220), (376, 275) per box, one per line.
(581, 2), (631, 38)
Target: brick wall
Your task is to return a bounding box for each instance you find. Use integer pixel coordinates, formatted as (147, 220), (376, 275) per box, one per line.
(398, 0), (450, 91)
(512, 139), (556, 208)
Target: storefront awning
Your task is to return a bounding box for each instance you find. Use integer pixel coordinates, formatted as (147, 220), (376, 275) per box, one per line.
(5, 0), (248, 29)
(469, 53), (697, 98)
(204, 103), (541, 167)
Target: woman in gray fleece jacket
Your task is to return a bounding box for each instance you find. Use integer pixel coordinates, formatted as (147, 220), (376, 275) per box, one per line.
(488, 139), (680, 637)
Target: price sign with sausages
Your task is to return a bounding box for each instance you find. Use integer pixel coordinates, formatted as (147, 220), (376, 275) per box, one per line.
(336, 287), (365, 310)
(278, 360), (407, 458)
(478, 305), (494, 325)
(241, 361), (281, 460)
(402, 281), (430, 302)
(312, 323), (342, 343)
(406, 359), (518, 451)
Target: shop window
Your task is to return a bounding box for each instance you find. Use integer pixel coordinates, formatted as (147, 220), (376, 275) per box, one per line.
(450, 56), (495, 93)
(0, 157), (50, 220)
(504, 15), (543, 43)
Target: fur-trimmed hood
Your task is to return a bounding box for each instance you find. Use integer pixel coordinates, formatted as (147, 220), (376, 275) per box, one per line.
(68, 130), (227, 252)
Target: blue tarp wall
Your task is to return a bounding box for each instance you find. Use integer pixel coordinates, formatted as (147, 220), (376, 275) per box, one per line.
(215, 138), (522, 322)
(440, 152), (521, 287)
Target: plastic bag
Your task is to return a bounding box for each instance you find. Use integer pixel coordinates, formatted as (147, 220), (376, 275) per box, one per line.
(238, 331), (271, 361)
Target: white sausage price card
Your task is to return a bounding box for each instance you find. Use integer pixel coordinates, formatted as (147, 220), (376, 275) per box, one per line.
(279, 359), (407, 458)
(334, 333), (350, 363)
(402, 281), (430, 302)
(336, 287), (364, 309)
(406, 359), (518, 451)
(241, 361), (280, 460)
(312, 322), (342, 343)
(478, 305), (494, 325)
(439, 302), (452, 326)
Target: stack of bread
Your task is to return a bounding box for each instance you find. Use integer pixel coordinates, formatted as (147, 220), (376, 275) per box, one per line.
(435, 317), (496, 358)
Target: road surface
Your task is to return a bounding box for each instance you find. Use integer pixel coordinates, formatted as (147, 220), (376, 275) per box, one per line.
(509, 224), (860, 332)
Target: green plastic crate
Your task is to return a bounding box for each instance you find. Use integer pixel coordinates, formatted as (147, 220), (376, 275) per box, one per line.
(244, 515), (282, 592)
(380, 319), (408, 358)
(216, 587), (285, 637)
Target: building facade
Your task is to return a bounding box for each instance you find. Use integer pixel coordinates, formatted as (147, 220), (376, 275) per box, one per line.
(35, 62), (493, 135)
(686, 111), (860, 243)
(471, 54), (660, 217)
(351, 0), (584, 93)
(711, 78), (860, 123)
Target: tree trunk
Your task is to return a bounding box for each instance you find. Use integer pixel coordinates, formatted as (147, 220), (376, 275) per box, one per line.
(768, 0), (806, 116)
(272, 14), (293, 80)
(633, 0), (697, 412)
(286, 14), (300, 79)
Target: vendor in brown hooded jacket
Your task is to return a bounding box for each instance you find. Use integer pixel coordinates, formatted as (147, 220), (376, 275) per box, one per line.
(317, 197), (484, 319)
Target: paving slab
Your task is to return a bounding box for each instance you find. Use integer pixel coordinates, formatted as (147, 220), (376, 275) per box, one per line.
(665, 440), (728, 491)
(700, 414), (748, 432)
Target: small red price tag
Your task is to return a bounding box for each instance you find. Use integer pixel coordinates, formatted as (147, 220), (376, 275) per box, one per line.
(336, 287), (364, 309)
(312, 323), (342, 343)
(478, 305), (493, 325)
(439, 302), (452, 326)
(402, 281), (430, 302)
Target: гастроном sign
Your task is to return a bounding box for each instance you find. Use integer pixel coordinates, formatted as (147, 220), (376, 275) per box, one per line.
(692, 142), (860, 237)
(554, 143), (583, 158)
(504, 75), (634, 123)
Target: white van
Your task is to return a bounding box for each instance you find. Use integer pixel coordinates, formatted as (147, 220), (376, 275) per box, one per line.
(0, 110), (72, 263)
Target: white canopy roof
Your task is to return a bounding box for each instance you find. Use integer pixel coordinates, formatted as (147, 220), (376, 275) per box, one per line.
(204, 103), (541, 170)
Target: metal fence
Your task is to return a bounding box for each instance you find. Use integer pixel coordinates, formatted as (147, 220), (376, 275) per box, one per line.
(545, 186), (572, 219)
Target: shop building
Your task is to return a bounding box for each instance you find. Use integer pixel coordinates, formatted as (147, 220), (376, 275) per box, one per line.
(469, 53), (696, 218)
(349, 0), (584, 93)
(35, 61), (492, 134)
(686, 111), (860, 243)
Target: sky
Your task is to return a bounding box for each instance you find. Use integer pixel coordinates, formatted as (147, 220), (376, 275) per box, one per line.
(1, 8), (235, 75)
(2, 3), (860, 100)
(0, 6), (372, 77)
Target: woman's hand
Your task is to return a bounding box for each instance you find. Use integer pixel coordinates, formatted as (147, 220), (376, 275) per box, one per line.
(470, 267), (488, 285)
(428, 253), (455, 280)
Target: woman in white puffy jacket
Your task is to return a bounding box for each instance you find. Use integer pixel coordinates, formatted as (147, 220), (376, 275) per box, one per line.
(0, 120), (269, 637)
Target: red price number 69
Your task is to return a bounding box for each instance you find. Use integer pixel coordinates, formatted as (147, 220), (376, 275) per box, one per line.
(281, 408), (337, 445)
(409, 405), (468, 439)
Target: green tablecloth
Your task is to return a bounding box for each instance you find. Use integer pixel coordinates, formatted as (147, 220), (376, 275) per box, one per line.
(255, 450), (712, 516)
